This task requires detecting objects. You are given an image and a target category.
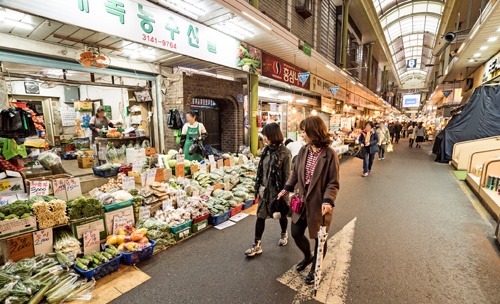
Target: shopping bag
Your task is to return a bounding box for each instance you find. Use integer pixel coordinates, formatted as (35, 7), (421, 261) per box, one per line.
(387, 143), (394, 153)
(354, 147), (365, 159)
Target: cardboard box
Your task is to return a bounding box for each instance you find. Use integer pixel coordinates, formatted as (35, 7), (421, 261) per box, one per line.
(0, 171), (26, 196)
(104, 206), (135, 235)
(155, 168), (165, 182)
(70, 215), (107, 242)
(25, 174), (72, 195)
(0, 216), (38, 240)
(6, 233), (35, 262)
(128, 171), (141, 184)
(145, 147), (156, 156)
(78, 156), (94, 169)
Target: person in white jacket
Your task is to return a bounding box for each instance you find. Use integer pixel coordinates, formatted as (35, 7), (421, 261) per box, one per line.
(376, 123), (391, 160)
(408, 123), (415, 147)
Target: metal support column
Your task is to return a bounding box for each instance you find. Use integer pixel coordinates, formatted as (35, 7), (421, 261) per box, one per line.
(366, 43), (374, 89)
(341, 0), (351, 68)
(249, 0), (259, 156)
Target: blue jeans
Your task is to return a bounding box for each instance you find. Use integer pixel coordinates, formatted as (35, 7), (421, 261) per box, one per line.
(363, 148), (375, 173)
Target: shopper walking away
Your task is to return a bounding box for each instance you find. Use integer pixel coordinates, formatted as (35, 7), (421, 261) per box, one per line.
(408, 123), (415, 147)
(89, 107), (114, 142)
(246, 123), (292, 257)
(358, 122), (379, 177)
(180, 111), (208, 162)
(377, 123), (390, 160)
(402, 123), (408, 138)
(286, 138), (305, 166)
(389, 123), (395, 144)
(393, 122), (402, 144)
(277, 116), (339, 285)
(415, 122), (426, 148)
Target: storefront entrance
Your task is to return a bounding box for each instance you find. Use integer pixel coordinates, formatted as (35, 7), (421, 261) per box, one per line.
(191, 98), (221, 151)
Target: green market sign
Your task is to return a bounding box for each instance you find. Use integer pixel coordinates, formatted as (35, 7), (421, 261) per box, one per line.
(0, 0), (241, 70)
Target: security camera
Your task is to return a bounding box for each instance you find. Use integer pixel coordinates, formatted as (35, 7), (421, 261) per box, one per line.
(444, 32), (457, 42)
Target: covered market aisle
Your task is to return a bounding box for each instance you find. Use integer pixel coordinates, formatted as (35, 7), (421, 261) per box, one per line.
(110, 140), (500, 304)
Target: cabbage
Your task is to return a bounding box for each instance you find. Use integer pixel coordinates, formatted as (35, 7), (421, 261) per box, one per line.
(184, 160), (192, 167)
(167, 160), (177, 168)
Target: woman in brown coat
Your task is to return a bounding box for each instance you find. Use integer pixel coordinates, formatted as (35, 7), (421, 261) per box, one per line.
(278, 116), (340, 285)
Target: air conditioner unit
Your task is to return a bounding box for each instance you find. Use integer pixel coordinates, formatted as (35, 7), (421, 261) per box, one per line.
(295, 0), (313, 19)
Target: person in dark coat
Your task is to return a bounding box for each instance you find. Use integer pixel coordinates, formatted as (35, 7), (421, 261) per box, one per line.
(245, 123), (292, 257)
(393, 122), (403, 143)
(278, 116), (340, 285)
(358, 122), (379, 177)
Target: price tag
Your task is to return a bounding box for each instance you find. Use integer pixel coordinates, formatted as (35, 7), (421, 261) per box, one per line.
(239, 155), (244, 165)
(199, 163), (207, 173)
(83, 230), (100, 255)
(0, 196), (15, 206)
(64, 178), (82, 200)
(229, 156), (235, 167)
(176, 153), (185, 165)
(138, 206), (151, 219)
(33, 228), (53, 255)
(112, 215), (128, 235)
(175, 164), (185, 178)
(210, 162), (216, 172)
(145, 169), (157, 186)
(162, 200), (173, 210)
(122, 177), (135, 190)
(7, 233), (34, 262)
(29, 181), (50, 198)
(217, 159), (224, 169)
(208, 155), (215, 163)
(205, 186), (214, 196)
(132, 160), (143, 171)
(53, 178), (67, 201)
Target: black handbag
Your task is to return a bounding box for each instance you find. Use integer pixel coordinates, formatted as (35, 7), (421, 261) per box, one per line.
(354, 147), (365, 159)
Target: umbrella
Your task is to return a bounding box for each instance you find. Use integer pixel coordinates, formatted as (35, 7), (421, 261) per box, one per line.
(314, 216), (328, 297)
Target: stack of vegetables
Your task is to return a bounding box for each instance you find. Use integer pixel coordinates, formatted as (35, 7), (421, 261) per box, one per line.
(105, 224), (150, 252)
(0, 253), (95, 304)
(31, 196), (69, 229)
(136, 218), (176, 252)
(74, 246), (120, 271)
(154, 206), (191, 227)
(67, 197), (105, 220)
(176, 197), (209, 219)
(53, 230), (81, 257)
(0, 200), (31, 221)
(95, 190), (133, 207)
(0, 156), (20, 172)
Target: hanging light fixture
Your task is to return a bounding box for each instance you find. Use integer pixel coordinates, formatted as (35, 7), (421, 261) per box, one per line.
(311, 109), (318, 116)
(292, 106), (297, 114)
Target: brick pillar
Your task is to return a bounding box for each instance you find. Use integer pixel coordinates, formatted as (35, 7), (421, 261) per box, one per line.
(162, 74), (184, 152)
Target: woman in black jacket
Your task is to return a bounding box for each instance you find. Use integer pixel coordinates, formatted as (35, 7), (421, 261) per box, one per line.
(245, 123), (292, 257)
(358, 122), (379, 177)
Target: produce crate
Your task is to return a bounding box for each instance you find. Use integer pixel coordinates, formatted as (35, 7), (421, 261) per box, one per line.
(192, 213), (210, 224)
(104, 199), (133, 212)
(74, 253), (122, 280)
(192, 219), (208, 233)
(60, 152), (78, 160)
(230, 204), (244, 217)
(92, 166), (120, 177)
(171, 220), (192, 241)
(209, 210), (230, 226)
(121, 239), (156, 265)
(242, 200), (254, 210)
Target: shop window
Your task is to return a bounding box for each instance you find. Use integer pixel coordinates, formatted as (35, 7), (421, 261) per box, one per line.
(295, 0), (313, 19)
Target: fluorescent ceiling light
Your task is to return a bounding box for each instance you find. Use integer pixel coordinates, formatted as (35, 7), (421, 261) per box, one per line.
(468, 59), (475, 63)
(480, 46), (488, 50)
(473, 53), (481, 58)
(242, 11), (271, 30)
(326, 64), (336, 72)
(341, 70), (347, 76)
(214, 24), (245, 40)
(487, 37), (498, 42)
(161, 0), (199, 20)
(2, 19), (34, 30)
(296, 99), (308, 103)
(350, 80), (356, 84)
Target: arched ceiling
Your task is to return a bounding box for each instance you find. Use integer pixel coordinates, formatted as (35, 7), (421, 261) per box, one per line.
(372, 0), (445, 89)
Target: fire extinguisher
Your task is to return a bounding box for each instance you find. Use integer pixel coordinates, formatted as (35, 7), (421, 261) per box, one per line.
(256, 115), (262, 127)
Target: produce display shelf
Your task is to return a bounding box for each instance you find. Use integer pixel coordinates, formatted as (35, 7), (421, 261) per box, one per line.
(209, 210), (230, 226)
(192, 213), (210, 224)
(95, 136), (150, 141)
(230, 204), (244, 217)
(121, 239), (156, 265)
(74, 253), (122, 280)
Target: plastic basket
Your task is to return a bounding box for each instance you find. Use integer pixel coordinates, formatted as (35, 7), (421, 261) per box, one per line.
(61, 152), (78, 160)
(230, 204), (243, 217)
(242, 200), (254, 210)
(209, 210), (230, 226)
(104, 199), (133, 212)
(192, 219), (208, 233)
(92, 166), (120, 177)
(171, 220), (193, 233)
(74, 253), (122, 280)
(192, 213), (210, 224)
(121, 239), (156, 265)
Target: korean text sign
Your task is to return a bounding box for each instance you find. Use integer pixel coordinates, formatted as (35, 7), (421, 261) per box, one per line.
(0, 0), (240, 69)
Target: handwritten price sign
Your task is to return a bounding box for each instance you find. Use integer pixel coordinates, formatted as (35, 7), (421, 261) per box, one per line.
(29, 181), (50, 198)
(122, 177), (135, 190)
(64, 178), (82, 200)
(53, 178), (67, 201)
(33, 228), (53, 255)
(112, 215), (133, 235)
(83, 230), (100, 255)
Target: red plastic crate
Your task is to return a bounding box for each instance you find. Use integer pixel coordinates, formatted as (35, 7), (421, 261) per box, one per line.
(192, 213), (210, 224)
(230, 204), (243, 217)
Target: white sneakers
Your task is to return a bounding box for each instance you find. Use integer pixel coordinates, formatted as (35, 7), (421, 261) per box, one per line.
(245, 240), (263, 256)
(278, 232), (288, 246)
